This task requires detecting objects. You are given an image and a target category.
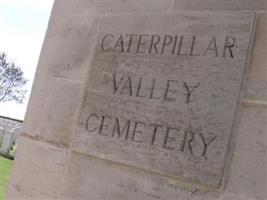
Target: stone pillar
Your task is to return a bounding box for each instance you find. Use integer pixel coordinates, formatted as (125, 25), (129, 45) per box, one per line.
(7, 1), (267, 200)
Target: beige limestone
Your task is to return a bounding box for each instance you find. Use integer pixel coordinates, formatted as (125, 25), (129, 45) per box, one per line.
(73, 12), (256, 188)
(6, 137), (68, 199)
(225, 104), (267, 200)
(54, 0), (174, 14)
(34, 10), (97, 82)
(173, 0), (267, 11)
(22, 76), (82, 147)
(244, 13), (267, 101)
(6, 1), (267, 200)
(62, 104), (267, 200)
(61, 151), (218, 200)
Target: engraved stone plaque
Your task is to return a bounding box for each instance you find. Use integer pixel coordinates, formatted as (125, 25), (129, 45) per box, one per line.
(73, 12), (256, 188)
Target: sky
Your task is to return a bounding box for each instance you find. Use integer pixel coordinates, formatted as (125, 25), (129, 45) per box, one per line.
(0, 0), (54, 120)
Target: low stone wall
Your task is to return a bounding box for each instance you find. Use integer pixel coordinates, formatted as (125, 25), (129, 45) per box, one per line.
(0, 116), (23, 156)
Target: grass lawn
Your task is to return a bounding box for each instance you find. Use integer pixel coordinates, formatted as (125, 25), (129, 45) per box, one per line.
(0, 156), (13, 200)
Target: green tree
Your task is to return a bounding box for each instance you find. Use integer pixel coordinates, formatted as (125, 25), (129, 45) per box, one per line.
(0, 52), (27, 103)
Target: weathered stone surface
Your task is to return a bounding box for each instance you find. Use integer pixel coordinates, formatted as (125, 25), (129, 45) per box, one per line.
(61, 151), (218, 200)
(225, 104), (267, 200)
(35, 7), (97, 81)
(173, 0), (267, 11)
(244, 13), (267, 102)
(73, 12), (256, 188)
(221, 195), (254, 200)
(22, 76), (82, 147)
(6, 137), (68, 199)
(54, 0), (174, 14)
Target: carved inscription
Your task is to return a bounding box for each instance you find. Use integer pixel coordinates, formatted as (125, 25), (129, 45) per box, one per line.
(101, 34), (236, 58)
(82, 33), (238, 158)
(112, 73), (200, 103)
(81, 33), (236, 159)
(85, 113), (217, 158)
(74, 13), (255, 187)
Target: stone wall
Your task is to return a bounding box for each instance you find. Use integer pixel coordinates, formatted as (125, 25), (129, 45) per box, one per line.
(0, 116), (22, 156)
(7, 1), (266, 200)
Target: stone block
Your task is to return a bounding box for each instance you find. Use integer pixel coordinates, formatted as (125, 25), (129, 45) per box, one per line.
(35, 6), (98, 81)
(72, 12), (256, 188)
(173, 0), (267, 11)
(60, 151), (218, 200)
(22, 76), (82, 147)
(54, 0), (173, 14)
(224, 104), (267, 200)
(36, 0), (174, 81)
(244, 12), (267, 102)
(6, 137), (68, 199)
(221, 195), (256, 200)
(6, 1), (265, 199)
